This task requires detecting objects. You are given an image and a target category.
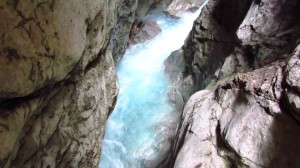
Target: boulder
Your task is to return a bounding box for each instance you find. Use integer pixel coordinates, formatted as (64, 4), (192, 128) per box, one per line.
(128, 19), (162, 47)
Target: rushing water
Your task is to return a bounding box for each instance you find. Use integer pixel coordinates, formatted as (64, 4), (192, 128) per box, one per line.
(100, 4), (206, 168)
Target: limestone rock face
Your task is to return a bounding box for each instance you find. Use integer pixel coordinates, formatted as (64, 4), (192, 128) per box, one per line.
(285, 45), (300, 123)
(128, 19), (162, 47)
(166, 0), (207, 16)
(111, 0), (165, 64)
(110, 0), (138, 64)
(174, 62), (300, 167)
(135, 0), (163, 23)
(0, 0), (120, 167)
(164, 0), (253, 110)
(237, 0), (300, 68)
(165, 0), (300, 167)
(0, 0), (120, 98)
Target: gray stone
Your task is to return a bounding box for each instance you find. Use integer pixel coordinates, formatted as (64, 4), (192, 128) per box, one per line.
(0, 0), (120, 98)
(285, 44), (300, 122)
(128, 19), (162, 47)
(0, 0), (120, 167)
(237, 0), (300, 67)
(173, 64), (300, 168)
(166, 0), (300, 167)
(218, 48), (251, 79)
(286, 90), (300, 122)
(286, 44), (300, 93)
(166, 0), (207, 16)
(110, 0), (138, 64)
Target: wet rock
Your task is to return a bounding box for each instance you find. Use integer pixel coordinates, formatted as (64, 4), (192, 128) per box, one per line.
(164, 49), (192, 112)
(110, 0), (138, 64)
(0, 0), (120, 98)
(129, 19), (162, 47)
(111, 0), (171, 64)
(135, 0), (163, 23)
(166, 0), (206, 16)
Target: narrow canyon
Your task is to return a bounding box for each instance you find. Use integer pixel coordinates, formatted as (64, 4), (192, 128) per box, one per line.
(0, 0), (300, 168)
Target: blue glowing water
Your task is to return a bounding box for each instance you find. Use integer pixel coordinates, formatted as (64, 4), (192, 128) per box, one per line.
(100, 6), (206, 168)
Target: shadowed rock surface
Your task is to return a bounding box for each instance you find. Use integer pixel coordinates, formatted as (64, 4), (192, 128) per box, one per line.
(0, 0), (204, 167)
(2, 0), (300, 167)
(110, 0), (138, 64)
(166, 0), (207, 16)
(111, 0), (212, 64)
(110, 0), (164, 64)
(0, 0), (121, 167)
(128, 19), (162, 47)
(165, 0), (300, 167)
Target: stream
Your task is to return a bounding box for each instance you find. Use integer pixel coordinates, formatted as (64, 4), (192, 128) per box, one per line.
(99, 4), (206, 168)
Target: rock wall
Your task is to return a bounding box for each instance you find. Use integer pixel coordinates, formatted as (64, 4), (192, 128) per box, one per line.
(165, 0), (253, 111)
(165, 0), (300, 167)
(110, 0), (138, 64)
(166, 0), (207, 15)
(0, 0), (121, 167)
(111, 0), (165, 64)
(111, 0), (204, 64)
(0, 0), (196, 167)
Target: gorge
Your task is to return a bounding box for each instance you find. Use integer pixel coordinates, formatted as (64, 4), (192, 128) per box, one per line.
(100, 6), (206, 167)
(0, 0), (300, 168)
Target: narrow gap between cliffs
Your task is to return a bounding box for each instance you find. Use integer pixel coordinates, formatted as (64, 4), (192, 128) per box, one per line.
(99, 2), (208, 168)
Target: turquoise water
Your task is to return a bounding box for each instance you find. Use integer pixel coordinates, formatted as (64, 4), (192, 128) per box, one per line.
(99, 5), (206, 168)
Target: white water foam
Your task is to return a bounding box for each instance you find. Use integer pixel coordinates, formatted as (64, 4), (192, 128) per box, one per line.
(100, 2), (207, 168)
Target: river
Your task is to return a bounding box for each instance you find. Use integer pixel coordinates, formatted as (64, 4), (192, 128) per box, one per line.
(99, 4), (206, 168)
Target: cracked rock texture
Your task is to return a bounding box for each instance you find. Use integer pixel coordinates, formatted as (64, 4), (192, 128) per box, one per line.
(165, 0), (300, 167)
(0, 0), (121, 167)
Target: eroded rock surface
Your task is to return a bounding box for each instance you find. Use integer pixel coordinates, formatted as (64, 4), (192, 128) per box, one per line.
(0, 0), (120, 167)
(110, 0), (138, 64)
(0, 0), (212, 167)
(165, 0), (300, 167)
(164, 0), (253, 110)
(175, 63), (300, 167)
